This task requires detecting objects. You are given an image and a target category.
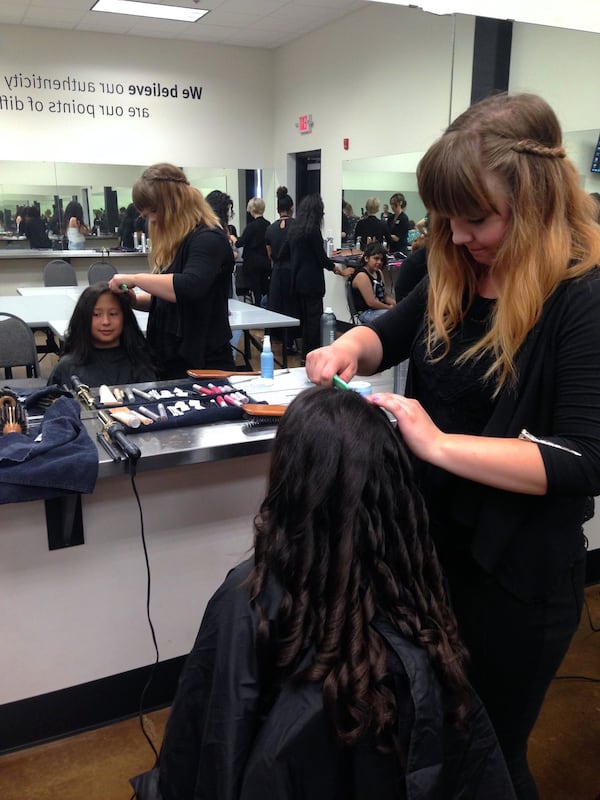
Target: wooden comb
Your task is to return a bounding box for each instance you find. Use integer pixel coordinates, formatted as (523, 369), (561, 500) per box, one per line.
(242, 404), (287, 417)
(187, 369), (260, 379)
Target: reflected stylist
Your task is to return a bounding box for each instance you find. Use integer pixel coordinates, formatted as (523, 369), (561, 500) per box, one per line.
(109, 163), (235, 379)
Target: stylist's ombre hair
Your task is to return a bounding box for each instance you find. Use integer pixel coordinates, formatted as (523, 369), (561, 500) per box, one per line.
(132, 163), (220, 273)
(249, 387), (470, 752)
(417, 92), (600, 392)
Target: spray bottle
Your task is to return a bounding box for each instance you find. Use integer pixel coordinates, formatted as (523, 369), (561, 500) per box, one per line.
(261, 334), (274, 382)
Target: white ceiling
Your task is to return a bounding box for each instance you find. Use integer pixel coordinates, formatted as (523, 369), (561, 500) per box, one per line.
(4, 1), (600, 52)
(0, 0), (370, 48)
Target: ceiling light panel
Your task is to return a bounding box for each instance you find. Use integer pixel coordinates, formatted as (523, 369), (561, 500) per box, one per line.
(92, 0), (209, 23)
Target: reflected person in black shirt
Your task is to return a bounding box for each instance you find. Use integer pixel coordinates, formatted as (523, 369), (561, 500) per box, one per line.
(22, 206), (51, 249)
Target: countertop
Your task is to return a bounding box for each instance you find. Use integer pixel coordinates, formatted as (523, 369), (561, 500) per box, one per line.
(0, 248), (147, 260)
(6, 368), (394, 480)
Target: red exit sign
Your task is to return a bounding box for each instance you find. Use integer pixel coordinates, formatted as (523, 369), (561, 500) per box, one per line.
(297, 114), (313, 134)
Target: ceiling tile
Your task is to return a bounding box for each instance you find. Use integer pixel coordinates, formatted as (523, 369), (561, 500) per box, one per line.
(2, 0), (369, 48)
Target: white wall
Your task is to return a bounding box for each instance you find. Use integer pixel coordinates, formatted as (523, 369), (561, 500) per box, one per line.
(0, 26), (274, 170)
(509, 22), (600, 131)
(3, 12), (600, 217)
(269, 5), (474, 318)
(509, 21), (600, 194)
(271, 6), (475, 247)
(0, 6), (476, 320)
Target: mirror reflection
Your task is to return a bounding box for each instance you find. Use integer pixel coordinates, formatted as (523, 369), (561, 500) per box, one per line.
(341, 151), (427, 250)
(341, 131), (600, 247)
(0, 162), (246, 247)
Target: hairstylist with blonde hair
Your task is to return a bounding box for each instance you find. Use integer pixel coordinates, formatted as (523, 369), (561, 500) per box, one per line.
(307, 92), (600, 799)
(233, 196), (270, 307)
(109, 163), (235, 379)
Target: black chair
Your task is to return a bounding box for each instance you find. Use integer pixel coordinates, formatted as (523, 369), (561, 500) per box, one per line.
(88, 261), (117, 284)
(36, 260), (77, 356)
(345, 279), (361, 326)
(0, 312), (40, 378)
(234, 261), (253, 303)
(43, 259), (78, 287)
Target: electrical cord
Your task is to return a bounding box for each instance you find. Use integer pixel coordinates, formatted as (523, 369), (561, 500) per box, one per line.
(130, 466), (161, 763)
(127, 460), (161, 800)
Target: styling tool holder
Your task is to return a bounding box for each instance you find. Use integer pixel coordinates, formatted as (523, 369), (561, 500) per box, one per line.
(0, 384), (77, 441)
(93, 378), (256, 433)
(0, 390), (28, 436)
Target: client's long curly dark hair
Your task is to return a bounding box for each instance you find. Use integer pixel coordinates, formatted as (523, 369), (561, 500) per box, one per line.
(249, 386), (470, 751)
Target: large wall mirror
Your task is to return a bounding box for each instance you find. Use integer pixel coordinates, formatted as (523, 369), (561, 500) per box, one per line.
(341, 130), (600, 244)
(0, 162), (260, 233)
(342, 151), (427, 244)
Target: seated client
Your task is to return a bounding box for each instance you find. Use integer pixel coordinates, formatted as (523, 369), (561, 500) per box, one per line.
(131, 386), (514, 800)
(48, 282), (156, 388)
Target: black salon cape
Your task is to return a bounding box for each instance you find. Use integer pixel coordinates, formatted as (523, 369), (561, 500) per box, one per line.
(131, 560), (514, 800)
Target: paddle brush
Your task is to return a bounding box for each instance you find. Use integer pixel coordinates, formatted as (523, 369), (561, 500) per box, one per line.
(241, 403), (287, 434)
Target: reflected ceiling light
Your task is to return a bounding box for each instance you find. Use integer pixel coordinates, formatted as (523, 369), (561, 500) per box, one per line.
(92, 0), (209, 23)
(366, 0), (600, 35)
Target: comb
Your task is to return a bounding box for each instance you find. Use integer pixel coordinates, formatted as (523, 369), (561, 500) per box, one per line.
(187, 369), (260, 379)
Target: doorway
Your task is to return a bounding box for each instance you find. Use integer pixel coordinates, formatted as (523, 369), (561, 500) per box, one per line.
(294, 149), (321, 207)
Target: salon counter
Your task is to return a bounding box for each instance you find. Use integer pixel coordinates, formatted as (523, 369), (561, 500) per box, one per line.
(86, 234), (120, 249)
(0, 235), (120, 250)
(0, 249), (150, 294)
(0, 235), (29, 249)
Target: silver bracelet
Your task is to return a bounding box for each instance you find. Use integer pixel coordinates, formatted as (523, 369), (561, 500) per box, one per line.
(518, 429), (582, 457)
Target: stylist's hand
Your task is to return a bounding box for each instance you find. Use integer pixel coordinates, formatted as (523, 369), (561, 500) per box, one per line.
(305, 345), (357, 385)
(369, 393), (445, 463)
(109, 274), (137, 293)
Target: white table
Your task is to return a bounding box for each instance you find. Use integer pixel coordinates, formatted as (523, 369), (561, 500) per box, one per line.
(0, 293), (78, 325)
(226, 299), (300, 368)
(17, 286), (85, 301)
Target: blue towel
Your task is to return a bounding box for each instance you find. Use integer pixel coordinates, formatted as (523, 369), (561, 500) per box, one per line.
(0, 396), (98, 504)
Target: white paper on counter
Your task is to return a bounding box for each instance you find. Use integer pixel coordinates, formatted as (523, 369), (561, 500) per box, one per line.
(229, 366), (395, 407)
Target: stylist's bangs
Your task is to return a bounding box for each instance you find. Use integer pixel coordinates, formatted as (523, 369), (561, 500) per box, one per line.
(417, 132), (499, 219)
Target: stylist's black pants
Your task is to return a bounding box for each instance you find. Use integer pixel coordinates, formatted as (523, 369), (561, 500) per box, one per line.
(247, 261), (271, 308)
(443, 550), (585, 800)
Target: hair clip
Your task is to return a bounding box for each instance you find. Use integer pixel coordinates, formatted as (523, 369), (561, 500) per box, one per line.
(518, 429), (582, 456)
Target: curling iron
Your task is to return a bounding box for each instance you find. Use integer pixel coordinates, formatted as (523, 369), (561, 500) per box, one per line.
(71, 375), (97, 410)
(98, 409), (141, 461)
